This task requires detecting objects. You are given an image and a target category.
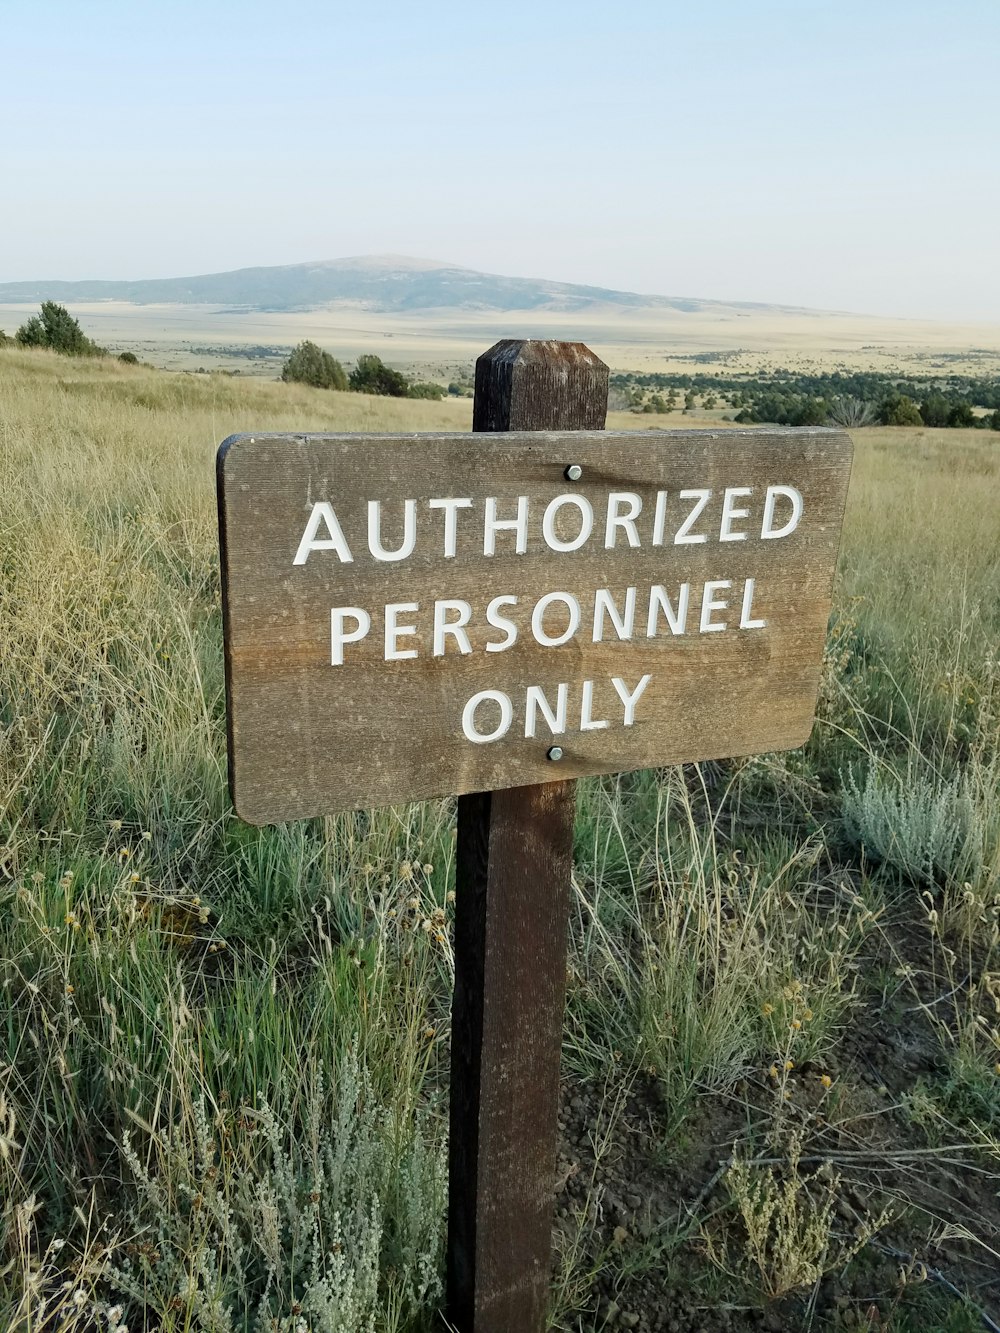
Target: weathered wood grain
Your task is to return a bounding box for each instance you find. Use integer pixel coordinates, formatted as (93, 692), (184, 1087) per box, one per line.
(217, 426), (853, 823)
(447, 340), (606, 1333)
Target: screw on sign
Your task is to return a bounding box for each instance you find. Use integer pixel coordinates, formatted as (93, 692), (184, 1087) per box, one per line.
(216, 339), (853, 1332)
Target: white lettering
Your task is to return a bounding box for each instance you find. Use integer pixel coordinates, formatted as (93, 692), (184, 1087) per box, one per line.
(699, 580), (731, 632)
(384, 602), (419, 660)
(484, 495), (529, 555)
(580, 679), (609, 730)
(368, 499), (417, 562)
(652, 490), (668, 546)
(428, 497), (472, 557)
(593, 587), (637, 642)
(674, 489), (712, 544)
(485, 595), (519, 652)
(293, 502), (354, 565)
(761, 485), (803, 540)
(330, 607), (370, 665)
(542, 494), (594, 552)
(531, 592), (581, 647)
(739, 578), (766, 629)
(604, 492), (643, 548)
(719, 487), (752, 542)
(462, 690), (514, 744)
(646, 584), (690, 636)
(432, 600), (473, 656)
(525, 683), (569, 738)
(612, 674), (652, 726)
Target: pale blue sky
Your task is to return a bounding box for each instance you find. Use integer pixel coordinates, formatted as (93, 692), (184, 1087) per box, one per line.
(1, 0), (997, 319)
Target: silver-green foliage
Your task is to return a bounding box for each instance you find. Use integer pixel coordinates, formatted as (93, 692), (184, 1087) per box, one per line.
(841, 762), (992, 890)
(108, 1056), (445, 1332)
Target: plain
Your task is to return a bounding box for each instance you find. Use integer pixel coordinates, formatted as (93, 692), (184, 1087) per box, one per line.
(1, 347), (999, 1333)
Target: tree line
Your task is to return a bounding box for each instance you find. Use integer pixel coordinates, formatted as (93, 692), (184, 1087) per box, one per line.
(611, 368), (1000, 430)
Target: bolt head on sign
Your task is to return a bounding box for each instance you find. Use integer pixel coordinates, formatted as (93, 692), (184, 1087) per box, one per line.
(217, 427), (852, 824)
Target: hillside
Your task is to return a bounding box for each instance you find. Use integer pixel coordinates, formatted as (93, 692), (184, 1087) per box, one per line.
(0, 253), (812, 316)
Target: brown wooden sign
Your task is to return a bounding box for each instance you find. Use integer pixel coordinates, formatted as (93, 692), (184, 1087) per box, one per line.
(217, 427), (852, 825)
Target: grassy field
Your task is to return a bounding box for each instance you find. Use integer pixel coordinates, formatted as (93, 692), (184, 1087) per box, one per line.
(2, 348), (999, 1332)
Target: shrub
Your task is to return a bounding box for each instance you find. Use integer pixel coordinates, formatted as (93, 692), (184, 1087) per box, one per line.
(281, 340), (348, 390)
(920, 392), (951, 428)
(118, 351), (139, 365)
(408, 381), (445, 400)
(349, 354), (409, 397)
(15, 301), (104, 356)
(828, 395), (876, 428)
(841, 762), (995, 891)
(879, 393), (923, 427)
(947, 403), (976, 429)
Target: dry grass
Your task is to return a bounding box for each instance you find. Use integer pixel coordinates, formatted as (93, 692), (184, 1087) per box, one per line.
(1, 348), (998, 1331)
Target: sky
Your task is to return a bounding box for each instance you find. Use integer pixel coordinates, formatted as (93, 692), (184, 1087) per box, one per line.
(1, 0), (998, 321)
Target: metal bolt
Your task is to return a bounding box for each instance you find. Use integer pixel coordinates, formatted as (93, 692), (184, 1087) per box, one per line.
(564, 464), (583, 482)
(547, 746), (564, 762)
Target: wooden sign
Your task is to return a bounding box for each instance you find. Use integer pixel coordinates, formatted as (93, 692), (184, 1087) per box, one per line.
(218, 426), (852, 825)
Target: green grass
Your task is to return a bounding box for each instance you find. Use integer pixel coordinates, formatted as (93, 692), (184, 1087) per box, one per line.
(2, 349), (999, 1330)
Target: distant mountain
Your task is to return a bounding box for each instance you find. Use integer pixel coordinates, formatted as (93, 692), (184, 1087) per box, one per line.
(0, 254), (810, 316)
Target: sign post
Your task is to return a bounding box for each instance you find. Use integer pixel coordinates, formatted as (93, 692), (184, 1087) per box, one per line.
(216, 339), (853, 1333)
(447, 341), (609, 1332)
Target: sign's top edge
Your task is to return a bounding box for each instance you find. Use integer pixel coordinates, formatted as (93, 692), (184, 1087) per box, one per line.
(218, 425), (851, 452)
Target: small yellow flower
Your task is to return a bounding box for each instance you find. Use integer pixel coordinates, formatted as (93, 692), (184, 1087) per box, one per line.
(109, 820), (123, 832)
(791, 1019), (802, 1031)
(784, 1059), (795, 1072)
(66, 984), (75, 995)
(129, 873), (140, 884)
(423, 863), (434, 875)
(446, 890), (456, 904)
(820, 1074), (833, 1089)
(761, 1002), (774, 1017)
(423, 1026), (436, 1040)
(803, 1008), (814, 1021)
(407, 897), (419, 910)
(768, 1064), (778, 1080)
(399, 861), (414, 881)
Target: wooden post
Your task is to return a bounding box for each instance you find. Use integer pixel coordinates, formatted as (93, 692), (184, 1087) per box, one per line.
(447, 340), (609, 1332)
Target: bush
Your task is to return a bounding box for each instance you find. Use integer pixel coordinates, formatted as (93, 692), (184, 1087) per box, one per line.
(879, 393), (923, 427)
(118, 351), (139, 365)
(349, 354), (409, 397)
(0, 329), (10, 347)
(15, 301), (103, 356)
(281, 340), (348, 390)
(841, 763), (994, 891)
(947, 403), (976, 429)
(408, 381), (445, 400)
(920, 392), (951, 428)
(828, 396), (876, 428)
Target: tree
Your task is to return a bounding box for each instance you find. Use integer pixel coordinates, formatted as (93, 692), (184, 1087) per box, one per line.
(879, 393), (922, 427)
(947, 403), (975, 429)
(16, 301), (103, 356)
(828, 396), (876, 428)
(281, 341), (348, 390)
(349, 354), (409, 397)
(919, 393), (951, 428)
